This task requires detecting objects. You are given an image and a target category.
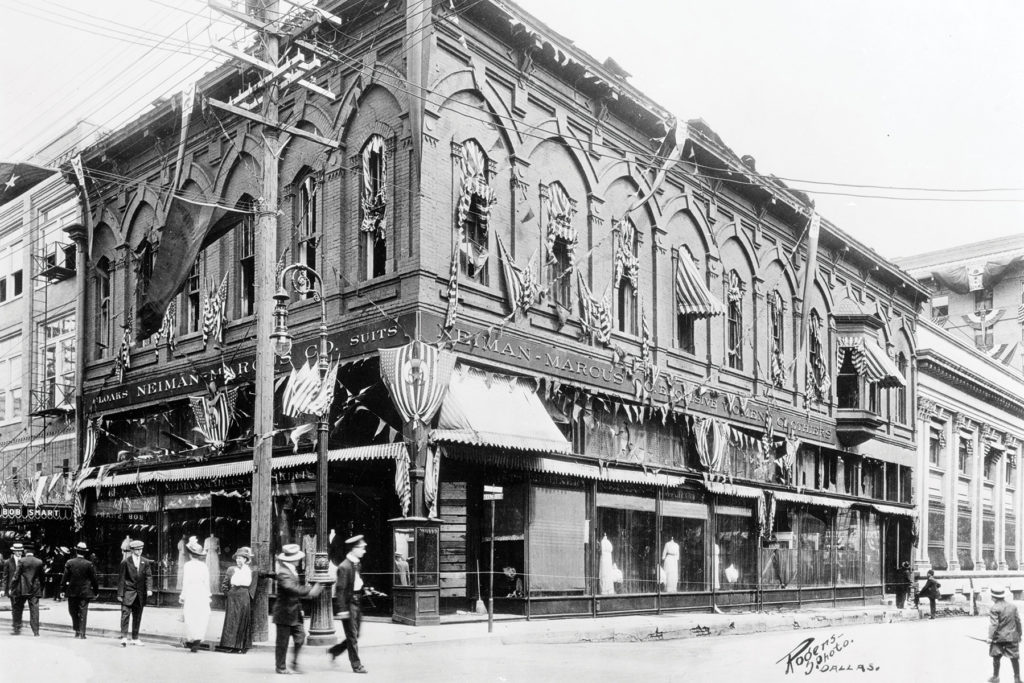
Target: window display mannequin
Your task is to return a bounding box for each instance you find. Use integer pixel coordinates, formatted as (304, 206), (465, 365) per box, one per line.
(599, 533), (616, 595)
(662, 537), (680, 593)
(204, 535), (221, 593)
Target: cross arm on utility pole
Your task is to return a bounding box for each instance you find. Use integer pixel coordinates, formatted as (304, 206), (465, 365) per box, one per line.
(208, 0), (286, 33)
(207, 98), (341, 148)
(215, 44), (336, 102)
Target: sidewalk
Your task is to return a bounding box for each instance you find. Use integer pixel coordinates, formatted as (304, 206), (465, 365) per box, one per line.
(0, 598), (964, 651)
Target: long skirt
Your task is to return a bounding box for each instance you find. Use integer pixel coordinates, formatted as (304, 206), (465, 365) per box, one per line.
(182, 599), (211, 642)
(219, 586), (253, 651)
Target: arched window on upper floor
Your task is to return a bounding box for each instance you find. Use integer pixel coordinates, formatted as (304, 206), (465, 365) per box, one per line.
(768, 291), (786, 386)
(456, 139), (495, 285)
(543, 181), (578, 310)
(297, 171), (319, 275)
(614, 219), (639, 335)
(895, 351), (908, 424)
(808, 309), (831, 402)
(95, 256), (112, 359)
(183, 252), (205, 335)
(360, 135), (387, 280)
(726, 270), (745, 370)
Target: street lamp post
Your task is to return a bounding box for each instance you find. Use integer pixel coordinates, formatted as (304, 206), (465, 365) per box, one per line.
(270, 263), (335, 644)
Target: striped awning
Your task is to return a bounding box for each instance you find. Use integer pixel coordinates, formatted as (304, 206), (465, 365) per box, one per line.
(78, 444), (405, 489)
(838, 336), (906, 388)
(702, 481), (763, 499)
(773, 490), (852, 509)
(433, 366), (571, 454)
(871, 502), (916, 517)
(675, 253), (726, 318)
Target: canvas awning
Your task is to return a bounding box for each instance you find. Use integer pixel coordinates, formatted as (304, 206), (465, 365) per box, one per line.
(871, 502), (916, 517)
(702, 481), (763, 499)
(78, 444), (405, 489)
(432, 366), (572, 454)
(838, 336), (906, 388)
(675, 254), (725, 318)
(773, 490), (852, 509)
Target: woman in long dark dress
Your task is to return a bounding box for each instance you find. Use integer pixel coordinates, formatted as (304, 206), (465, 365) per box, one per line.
(217, 547), (256, 653)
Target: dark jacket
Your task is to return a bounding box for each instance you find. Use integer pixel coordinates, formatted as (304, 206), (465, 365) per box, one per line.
(272, 569), (313, 626)
(921, 576), (941, 599)
(12, 555), (44, 597)
(897, 567), (913, 588)
(116, 556), (153, 606)
(990, 599), (1022, 643)
(335, 558), (361, 612)
(2, 556), (18, 596)
(63, 556), (99, 599)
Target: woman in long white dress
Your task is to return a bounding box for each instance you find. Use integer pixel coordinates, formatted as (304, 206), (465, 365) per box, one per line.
(179, 536), (211, 652)
(662, 537), (680, 593)
(599, 534), (616, 595)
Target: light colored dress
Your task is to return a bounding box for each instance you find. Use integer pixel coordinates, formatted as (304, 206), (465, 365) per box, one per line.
(662, 539), (680, 593)
(599, 535), (616, 595)
(181, 558), (211, 642)
(204, 536), (220, 592)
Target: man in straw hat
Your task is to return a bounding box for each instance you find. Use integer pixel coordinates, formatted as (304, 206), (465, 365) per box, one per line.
(117, 539), (153, 647)
(11, 542), (44, 636)
(2, 542), (24, 631)
(62, 542), (99, 639)
(989, 587), (1022, 683)
(327, 535), (369, 674)
(273, 543), (323, 675)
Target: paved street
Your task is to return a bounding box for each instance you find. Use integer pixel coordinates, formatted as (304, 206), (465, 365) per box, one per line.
(0, 615), (996, 682)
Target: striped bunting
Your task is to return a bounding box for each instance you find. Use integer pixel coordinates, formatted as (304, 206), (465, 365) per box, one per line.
(202, 273), (229, 348)
(283, 359), (323, 418)
(496, 233), (540, 317)
(988, 342), (1019, 366)
(190, 388), (238, 448)
(114, 310), (133, 383)
(305, 359), (340, 417)
(379, 340), (456, 426)
(675, 252), (725, 318)
(154, 299), (177, 357)
(577, 272), (613, 346)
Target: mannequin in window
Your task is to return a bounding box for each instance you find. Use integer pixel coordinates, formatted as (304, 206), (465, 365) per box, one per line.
(662, 537), (680, 593)
(599, 533), (616, 595)
(204, 534), (221, 593)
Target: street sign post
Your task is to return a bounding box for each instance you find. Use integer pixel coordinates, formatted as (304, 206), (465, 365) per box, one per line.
(484, 485), (503, 632)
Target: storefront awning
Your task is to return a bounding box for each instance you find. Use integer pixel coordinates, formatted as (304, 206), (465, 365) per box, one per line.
(773, 490), (852, 509)
(871, 502), (916, 517)
(78, 444), (406, 489)
(838, 336), (906, 388)
(433, 366), (571, 454)
(675, 254), (725, 318)
(702, 481), (763, 499)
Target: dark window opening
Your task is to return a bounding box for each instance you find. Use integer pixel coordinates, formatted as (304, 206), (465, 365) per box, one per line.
(677, 314), (695, 354)
(617, 278), (636, 335)
(837, 353), (859, 409)
(549, 238), (571, 309)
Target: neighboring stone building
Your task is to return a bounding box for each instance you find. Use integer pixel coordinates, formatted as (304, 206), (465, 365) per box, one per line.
(914, 318), (1024, 599)
(66, 0), (925, 620)
(897, 235), (1024, 374)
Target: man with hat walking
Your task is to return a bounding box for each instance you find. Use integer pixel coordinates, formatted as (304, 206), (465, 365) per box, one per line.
(117, 539), (153, 646)
(62, 542), (99, 639)
(273, 543), (324, 675)
(327, 535), (369, 674)
(2, 542), (24, 628)
(11, 543), (44, 636)
(989, 587), (1023, 683)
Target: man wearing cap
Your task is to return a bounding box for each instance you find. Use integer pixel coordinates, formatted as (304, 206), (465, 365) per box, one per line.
(2, 542), (24, 623)
(273, 543), (324, 675)
(989, 587), (1022, 683)
(63, 542), (99, 639)
(11, 543), (44, 636)
(117, 539), (153, 647)
(327, 535), (369, 674)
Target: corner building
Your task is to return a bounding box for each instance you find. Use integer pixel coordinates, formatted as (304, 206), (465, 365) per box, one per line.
(74, 0), (926, 620)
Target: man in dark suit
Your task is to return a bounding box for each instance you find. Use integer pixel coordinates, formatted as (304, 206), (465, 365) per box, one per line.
(63, 542), (99, 639)
(116, 539), (153, 646)
(2, 541), (24, 628)
(273, 543), (323, 675)
(327, 535), (369, 674)
(11, 543), (44, 636)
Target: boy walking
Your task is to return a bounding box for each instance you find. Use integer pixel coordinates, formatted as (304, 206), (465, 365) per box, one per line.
(989, 587), (1022, 683)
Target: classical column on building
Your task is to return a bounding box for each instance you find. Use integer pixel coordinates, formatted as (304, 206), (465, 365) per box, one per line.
(946, 412), (965, 572)
(915, 396), (937, 571)
(970, 421), (985, 572)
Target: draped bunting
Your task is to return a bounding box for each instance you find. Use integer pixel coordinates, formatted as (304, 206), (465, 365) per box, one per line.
(674, 251), (725, 318)
(779, 435), (800, 485)
(692, 416), (729, 476)
(360, 134), (388, 241)
(189, 388), (237, 450)
(726, 270), (743, 303)
(929, 252), (1024, 295)
(394, 447), (412, 517)
(766, 491), (777, 538)
(443, 247), (460, 334)
(630, 309), (658, 402)
(808, 317), (831, 400)
(379, 340), (457, 426)
(545, 182), (578, 269)
(305, 359), (340, 418)
(424, 445), (440, 518)
(283, 359), (322, 418)
(114, 310), (133, 384)
(612, 219), (639, 290)
(455, 140), (495, 241)
(496, 233), (541, 317)
(577, 272), (613, 346)
(837, 336), (905, 388)
(201, 273), (229, 348)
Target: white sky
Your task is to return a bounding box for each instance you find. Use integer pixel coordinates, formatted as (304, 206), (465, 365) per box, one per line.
(1, 0), (1021, 258)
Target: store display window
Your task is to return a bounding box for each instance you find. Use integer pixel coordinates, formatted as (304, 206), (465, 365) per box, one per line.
(796, 510), (832, 587)
(714, 504), (756, 590)
(481, 482), (526, 599)
(92, 495), (160, 588)
(596, 490), (657, 594)
(528, 485), (586, 596)
(834, 508), (863, 585)
(863, 510), (882, 584)
(660, 496), (707, 592)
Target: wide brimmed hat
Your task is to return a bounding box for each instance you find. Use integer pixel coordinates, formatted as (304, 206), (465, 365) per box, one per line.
(345, 534), (366, 549)
(185, 536), (206, 557)
(128, 540), (145, 550)
(992, 587), (1007, 599)
(277, 544), (304, 563)
(75, 542), (89, 553)
(233, 547), (253, 560)
(10, 542), (24, 552)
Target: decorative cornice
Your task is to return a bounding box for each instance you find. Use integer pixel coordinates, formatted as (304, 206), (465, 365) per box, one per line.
(919, 351), (1024, 420)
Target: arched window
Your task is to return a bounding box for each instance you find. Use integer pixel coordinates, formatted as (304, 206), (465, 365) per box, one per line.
(298, 173), (319, 273)
(896, 352), (908, 424)
(360, 135), (387, 279)
(726, 270), (744, 370)
(184, 253), (204, 334)
(676, 246), (697, 354)
(95, 257), (111, 358)
(768, 291), (785, 386)
(808, 309), (830, 401)
(615, 219), (639, 335)
(456, 139), (494, 285)
(237, 208), (256, 318)
(544, 181), (578, 308)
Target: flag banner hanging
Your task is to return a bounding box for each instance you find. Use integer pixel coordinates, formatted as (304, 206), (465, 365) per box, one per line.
(154, 299), (177, 357)
(443, 242), (461, 334)
(115, 310), (133, 383)
(283, 359), (323, 418)
(360, 134), (388, 241)
(577, 272), (613, 347)
(394, 447), (412, 517)
(306, 359), (340, 417)
(544, 182), (578, 268)
(495, 233), (540, 317)
(190, 387), (238, 449)
(170, 82), (196, 196)
(693, 416), (729, 478)
(202, 273), (229, 348)
(289, 422), (317, 453)
(0, 160), (57, 204)
(626, 118), (688, 214)
(33, 474), (46, 509)
(379, 340), (457, 426)
(424, 445), (440, 518)
(612, 219), (639, 290)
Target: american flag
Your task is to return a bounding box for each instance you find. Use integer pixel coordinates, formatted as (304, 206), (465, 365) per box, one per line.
(282, 359), (323, 418)
(496, 233), (540, 317)
(202, 273), (229, 348)
(306, 359), (340, 417)
(154, 299), (177, 358)
(190, 388), (237, 447)
(577, 272), (612, 346)
(0, 478), (7, 506)
(378, 340), (456, 426)
(1018, 303), (1024, 323)
(115, 310), (133, 383)
(394, 447), (412, 517)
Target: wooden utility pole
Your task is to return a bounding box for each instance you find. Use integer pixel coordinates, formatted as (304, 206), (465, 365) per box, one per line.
(249, 0), (280, 644)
